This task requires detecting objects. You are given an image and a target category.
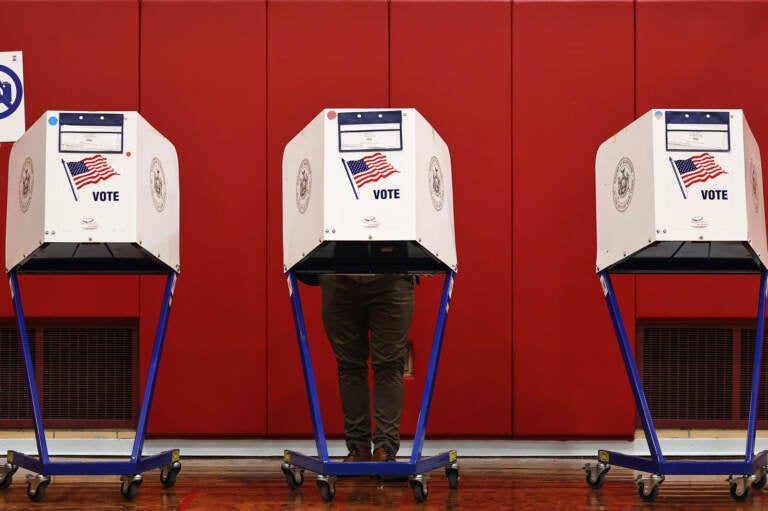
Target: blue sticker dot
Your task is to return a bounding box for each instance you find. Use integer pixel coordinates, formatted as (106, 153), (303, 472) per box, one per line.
(48, 116), (58, 126)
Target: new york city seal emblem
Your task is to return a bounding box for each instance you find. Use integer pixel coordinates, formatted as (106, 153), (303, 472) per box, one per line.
(19, 157), (33, 213)
(150, 157), (167, 212)
(612, 157), (634, 212)
(296, 159), (312, 214)
(750, 158), (760, 213)
(428, 156), (444, 211)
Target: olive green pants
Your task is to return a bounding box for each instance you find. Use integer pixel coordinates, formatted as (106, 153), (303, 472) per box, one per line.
(319, 275), (415, 454)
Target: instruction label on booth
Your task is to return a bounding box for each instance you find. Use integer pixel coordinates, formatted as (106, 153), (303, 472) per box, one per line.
(59, 113), (124, 153)
(338, 110), (403, 152)
(665, 111), (730, 152)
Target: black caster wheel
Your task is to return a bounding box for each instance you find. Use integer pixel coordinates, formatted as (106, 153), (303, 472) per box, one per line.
(281, 464), (304, 489)
(586, 469), (607, 489)
(26, 478), (50, 502)
(121, 477), (143, 501)
(730, 481), (751, 502)
(445, 466), (459, 489)
(410, 479), (428, 503)
(160, 462), (181, 488)
(637, 481), (660, 502)
(584, 462), (610, 490)
(317, 479), (335, 502)
(0, 464), (18, 490)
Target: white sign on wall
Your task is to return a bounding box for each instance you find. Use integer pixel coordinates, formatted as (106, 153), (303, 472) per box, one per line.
(0, 51), (25, 142)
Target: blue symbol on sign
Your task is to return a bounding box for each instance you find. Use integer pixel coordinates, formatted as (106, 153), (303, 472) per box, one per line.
(0, 64), (23, 120)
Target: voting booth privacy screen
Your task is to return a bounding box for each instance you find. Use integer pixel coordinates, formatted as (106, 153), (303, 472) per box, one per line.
(595, 108), (767, 273)
(6, 111), (179, 273)
(282, 108), (457, 274)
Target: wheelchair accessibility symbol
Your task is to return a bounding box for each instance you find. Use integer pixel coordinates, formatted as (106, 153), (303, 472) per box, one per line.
(0, 64), (23, 120)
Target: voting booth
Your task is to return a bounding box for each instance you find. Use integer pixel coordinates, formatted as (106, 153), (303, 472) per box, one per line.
(585, 109), (768, 502)
(280, 108), (458, 503)
(6, 111), (179, 273)
(595, 109), (767, 274)
(0, 111), (181, 502)
(282, 108), (456, 275)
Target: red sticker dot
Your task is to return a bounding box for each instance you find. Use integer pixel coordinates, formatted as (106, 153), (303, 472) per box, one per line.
(126, 152), (132, 157)
(327, 111), (337, 120)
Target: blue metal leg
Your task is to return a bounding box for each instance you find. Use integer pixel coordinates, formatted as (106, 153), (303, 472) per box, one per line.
(745, 270), (768, 461)
(282, 271), (458, 486)
(286, 271), (330, 462)
(4, 271), (180, 491)
(410, 272), (455, 463)
(593, 271), (768, 488)
(131, 272), (177, 464)
(598, 271), (663, 464)
(8, 271), (50, 464)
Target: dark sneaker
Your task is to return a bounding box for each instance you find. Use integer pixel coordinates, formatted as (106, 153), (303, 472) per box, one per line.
(343, 444), (372, 462)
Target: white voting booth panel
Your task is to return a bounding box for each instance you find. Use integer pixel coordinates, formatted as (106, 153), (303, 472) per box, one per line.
(596, 108), (767, 273)
(6, 111), (179, 273)
(283, 108), (457, 274)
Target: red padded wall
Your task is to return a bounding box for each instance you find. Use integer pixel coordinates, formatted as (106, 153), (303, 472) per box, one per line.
(636, 0), (768, 320)
(390, 0), (512, 435)
(6, 0), (767, 439)
(140, 0), (268, 434)
(266, 0), (389, 436)
(0, 1), (140, 319)
(512, 0), (636, 437)
(637, 275), (764, 318)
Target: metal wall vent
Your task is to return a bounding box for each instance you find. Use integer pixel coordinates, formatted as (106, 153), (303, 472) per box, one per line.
(0, 321), (137, 427)
(739, 328), (768, 422)
(639, 322), (768, 427)
(0, 327), (35, 420)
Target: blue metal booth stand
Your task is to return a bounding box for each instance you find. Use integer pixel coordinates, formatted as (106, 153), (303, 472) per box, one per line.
(584, 269), (768, 501)
(0, 270), (181, 502)
(281, 269), (458, 503)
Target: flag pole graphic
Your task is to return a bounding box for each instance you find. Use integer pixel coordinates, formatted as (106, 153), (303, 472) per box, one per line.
(61, 159), (78, 201)
(669, 157), (687, 199)
(341, 158), (359, 200)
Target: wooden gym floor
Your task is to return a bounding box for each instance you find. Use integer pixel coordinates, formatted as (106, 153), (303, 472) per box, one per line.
(3, 456), (768, 510)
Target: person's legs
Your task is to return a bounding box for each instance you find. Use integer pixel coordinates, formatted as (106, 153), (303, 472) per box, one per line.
(320, 276), (372, 457)
(366, 276), (415, 458)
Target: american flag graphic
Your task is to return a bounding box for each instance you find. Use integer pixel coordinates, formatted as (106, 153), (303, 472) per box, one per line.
(65, 155), (119, 189)
(673, 152), (726, 188)
(347, 152), (399, 188)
